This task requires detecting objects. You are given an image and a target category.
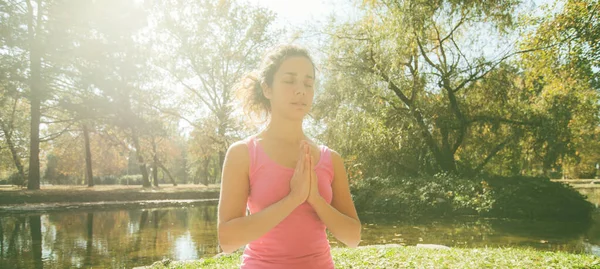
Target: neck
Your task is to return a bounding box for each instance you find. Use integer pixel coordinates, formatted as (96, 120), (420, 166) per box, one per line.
(262, 113), (306, 144)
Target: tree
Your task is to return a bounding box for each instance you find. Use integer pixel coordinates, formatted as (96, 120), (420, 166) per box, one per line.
(317, 0), (531, 176)
(0, 62), (29, 185)
(517, 0), (600, 177)
(316, 0), (600, 179)
(151, 0), (282, 179)
(25, 0), (45, 190)
(0, 0), (48, 189)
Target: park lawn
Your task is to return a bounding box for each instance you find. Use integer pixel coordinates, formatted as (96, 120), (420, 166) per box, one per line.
(142, 245), (600, 269)
(0, 184), (220, 205)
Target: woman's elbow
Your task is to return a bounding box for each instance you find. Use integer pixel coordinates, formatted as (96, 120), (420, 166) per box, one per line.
(218, 236), (238, 254)
(218, 224), (238, 254)
(344, 222), (362, 248)
(343, 235), (361, 248)
(345, 234), (361, 248)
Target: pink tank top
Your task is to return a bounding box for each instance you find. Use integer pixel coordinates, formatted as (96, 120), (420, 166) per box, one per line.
(240, 135), (335, 269)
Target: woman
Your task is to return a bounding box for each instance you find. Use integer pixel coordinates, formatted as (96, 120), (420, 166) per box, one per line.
(218, 44), (361, 269)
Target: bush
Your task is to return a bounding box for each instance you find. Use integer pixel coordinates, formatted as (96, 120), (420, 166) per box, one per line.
(484, 175), (594, 220)
(118, 175), (143, 185)
(350, 174), (593, 221)
(8, 172), (26, 186)
(351, 173), (494, 219)
(94, 175), (119, 185)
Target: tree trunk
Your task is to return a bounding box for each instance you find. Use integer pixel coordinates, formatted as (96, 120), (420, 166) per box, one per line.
(26, 0), (42, 190)
(217, 116), (227, 182)
(181, 153), (188, 184)
(82, 123), (94, 187)
(157, 161), (177, 186)
(0, 120), (26, 184)
(152, 139), (159, 187)
(202, 158), (210, 186)
(131, 128), (151, 187)
(410, 106), (458, 174)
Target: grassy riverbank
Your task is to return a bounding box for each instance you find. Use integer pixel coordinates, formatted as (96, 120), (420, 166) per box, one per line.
(141, 245), (600, 269)
(0, 184), (220, 205)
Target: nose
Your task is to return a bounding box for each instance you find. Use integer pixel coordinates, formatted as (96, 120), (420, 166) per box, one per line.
(294, 84), (307, 95)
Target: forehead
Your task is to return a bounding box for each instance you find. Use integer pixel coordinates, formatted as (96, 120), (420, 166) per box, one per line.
(276, 56), (315, 78)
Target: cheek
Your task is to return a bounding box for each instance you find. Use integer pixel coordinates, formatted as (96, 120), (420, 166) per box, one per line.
(271, 84), (294, 99)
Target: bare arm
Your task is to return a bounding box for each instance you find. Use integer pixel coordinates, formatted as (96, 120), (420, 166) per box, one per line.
(308, 151), (361, 247)
(217, 141), (311, 253)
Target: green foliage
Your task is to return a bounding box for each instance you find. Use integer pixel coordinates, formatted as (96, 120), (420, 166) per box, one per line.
(117, 175), (144, 185)
(351, 173), (494, 219)
(93, 175), (119, 185)
(7, 172), (26, 186)
(316, 0), (600, 178)
(350, 174), (593, 221)
(484, 175), (594, 220)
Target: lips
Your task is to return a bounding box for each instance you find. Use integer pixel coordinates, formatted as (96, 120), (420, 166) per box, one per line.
(291, 102), (307, 106)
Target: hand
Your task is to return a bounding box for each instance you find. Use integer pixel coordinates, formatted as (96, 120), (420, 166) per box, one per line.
(289, 141), (311, 206)
(307, 153), (322, 206)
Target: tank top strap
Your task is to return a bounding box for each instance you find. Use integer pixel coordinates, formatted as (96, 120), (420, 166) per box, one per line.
(245, 135), (259, 177)
(318, 144), (335, 182)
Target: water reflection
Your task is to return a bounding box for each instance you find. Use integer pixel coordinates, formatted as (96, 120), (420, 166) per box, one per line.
(1, 197), (600, 268)
(29, 216), (42, 269)
(0, 202), (219, 268)
(346, 215), (593, 254)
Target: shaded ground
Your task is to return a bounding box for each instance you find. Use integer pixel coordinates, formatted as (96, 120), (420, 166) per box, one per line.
(0, 184), (220, 205)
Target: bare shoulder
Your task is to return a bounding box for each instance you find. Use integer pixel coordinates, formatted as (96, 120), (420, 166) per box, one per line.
(327, 148), (344, 165)
(224, 139), (250, 169)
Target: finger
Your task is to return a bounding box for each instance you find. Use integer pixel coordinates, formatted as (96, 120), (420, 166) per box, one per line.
(295, 156), (302, 173)
(298, 142), (304, 160)
(298, 150), (306, 172)
(311, 156), (317, 182)
(304, 153), (310, 174)
(295, 143), (305, 171)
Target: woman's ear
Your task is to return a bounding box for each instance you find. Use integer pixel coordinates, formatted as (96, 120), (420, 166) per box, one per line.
(261, 82), (272, 100)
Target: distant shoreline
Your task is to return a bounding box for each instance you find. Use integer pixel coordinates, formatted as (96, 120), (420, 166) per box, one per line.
(0, 184), (220, 207)
(0, 198), (218, 214)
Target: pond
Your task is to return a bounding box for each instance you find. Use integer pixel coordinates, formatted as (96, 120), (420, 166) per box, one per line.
(2, 190), (600, 268)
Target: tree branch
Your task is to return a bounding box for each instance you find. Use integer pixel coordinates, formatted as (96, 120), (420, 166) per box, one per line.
(473, 134), (515, 173)
(468, 115), (534, 126)
(39, 123), (76, 142)
(415, 33), (443, 74)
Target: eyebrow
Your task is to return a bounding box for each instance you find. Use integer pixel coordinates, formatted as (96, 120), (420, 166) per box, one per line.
(283, 72), (314, 79)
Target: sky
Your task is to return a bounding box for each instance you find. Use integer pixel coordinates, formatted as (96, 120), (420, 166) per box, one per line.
(248, 0), (363, 59)
(250, 0), (360, 26)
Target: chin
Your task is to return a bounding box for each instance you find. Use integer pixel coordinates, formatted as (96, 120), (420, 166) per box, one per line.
(284, 111), (308, 121)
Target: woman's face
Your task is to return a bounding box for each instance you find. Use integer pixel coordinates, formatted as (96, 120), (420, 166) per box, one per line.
(263, 56), (315, 121)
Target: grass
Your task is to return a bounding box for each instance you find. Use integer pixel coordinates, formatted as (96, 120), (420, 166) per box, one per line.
(141, 245), (600, 269)
(0, 184), (220, 205)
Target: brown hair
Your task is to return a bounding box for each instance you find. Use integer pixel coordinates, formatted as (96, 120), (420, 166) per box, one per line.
(236, 44), (315, 121)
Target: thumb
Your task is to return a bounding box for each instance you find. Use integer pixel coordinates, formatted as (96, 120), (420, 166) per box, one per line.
(310, 156), (316, 181)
